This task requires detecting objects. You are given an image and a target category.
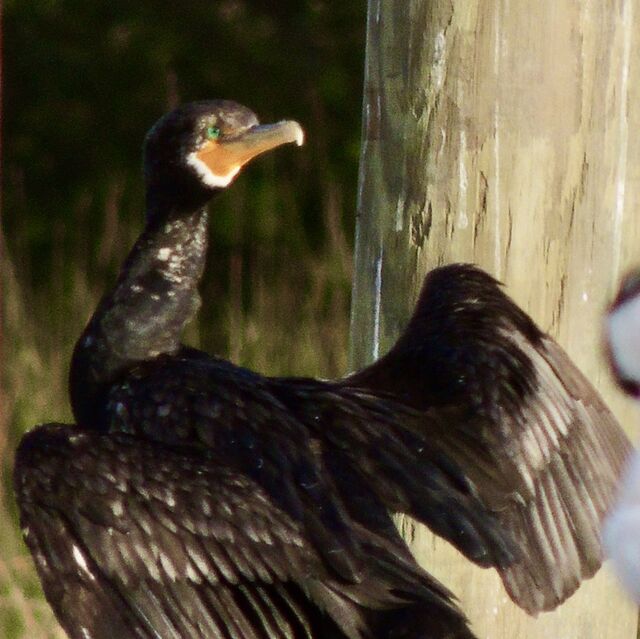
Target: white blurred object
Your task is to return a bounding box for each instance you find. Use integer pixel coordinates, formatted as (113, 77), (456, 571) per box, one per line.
(607, 293), (640, 388)
(603, 270), (640, 601)
(604, 449), (640, 601)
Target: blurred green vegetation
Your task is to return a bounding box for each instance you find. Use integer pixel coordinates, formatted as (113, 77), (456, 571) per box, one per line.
(2, 1), (365, 636)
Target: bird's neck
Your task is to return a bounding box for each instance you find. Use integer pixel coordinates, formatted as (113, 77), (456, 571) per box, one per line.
(70, 204), (209, 425)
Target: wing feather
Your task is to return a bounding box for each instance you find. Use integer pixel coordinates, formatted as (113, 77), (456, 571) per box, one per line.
(15, 422), (475, 639)
(343, 264), (631, 613)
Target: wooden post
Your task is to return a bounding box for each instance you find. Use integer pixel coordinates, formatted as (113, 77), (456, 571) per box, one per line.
(350, 2), (640, 637)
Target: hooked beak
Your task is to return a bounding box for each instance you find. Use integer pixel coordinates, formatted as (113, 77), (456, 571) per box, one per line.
(195, 120), (304, 184)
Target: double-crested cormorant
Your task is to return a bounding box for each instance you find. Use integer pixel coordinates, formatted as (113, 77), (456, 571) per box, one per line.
(603, 269), (640, 601)
(14, 100), (630, 639)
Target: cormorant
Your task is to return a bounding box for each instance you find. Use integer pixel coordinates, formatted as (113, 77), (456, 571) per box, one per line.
(603, 269), (640, 601)
(14, 100), (630, 639)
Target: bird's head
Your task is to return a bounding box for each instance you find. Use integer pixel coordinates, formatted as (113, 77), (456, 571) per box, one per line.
(143, 100), (304, 219)
(606, 268), (640, 397)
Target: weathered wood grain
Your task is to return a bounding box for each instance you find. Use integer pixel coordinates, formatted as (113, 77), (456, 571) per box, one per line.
(350, 2), (640, 637)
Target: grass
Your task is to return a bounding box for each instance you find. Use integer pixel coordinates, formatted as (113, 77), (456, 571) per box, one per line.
(2, 240), (69, 639)
(1, 181), (353, 637)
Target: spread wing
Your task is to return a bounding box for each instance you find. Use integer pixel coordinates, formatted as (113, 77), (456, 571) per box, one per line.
(105, 354), (516, 574)
(344, 264), (632, 614)
(267, 377), (516, 571)
(15, 423), (475, 639)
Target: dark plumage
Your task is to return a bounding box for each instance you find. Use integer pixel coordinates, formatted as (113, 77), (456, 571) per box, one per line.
(345, 266), (631, 612)
(14, 100), (630, 639)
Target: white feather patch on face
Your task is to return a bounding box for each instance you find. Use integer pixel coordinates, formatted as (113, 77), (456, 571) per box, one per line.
(608, 294), (640, 383)
(186, 151), (240, 188)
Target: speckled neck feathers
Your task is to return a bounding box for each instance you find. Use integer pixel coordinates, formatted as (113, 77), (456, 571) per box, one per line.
(70, 207), (209, 426)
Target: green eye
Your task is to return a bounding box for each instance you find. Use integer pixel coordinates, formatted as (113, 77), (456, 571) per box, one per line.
(206, 126), (221, 140)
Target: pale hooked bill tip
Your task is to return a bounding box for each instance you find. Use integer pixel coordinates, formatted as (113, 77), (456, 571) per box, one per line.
(279, 120), (305, 147)
(294, 126), (305, 147)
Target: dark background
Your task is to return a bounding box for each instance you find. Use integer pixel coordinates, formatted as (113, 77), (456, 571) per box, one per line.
(1, 2), (366, 636)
